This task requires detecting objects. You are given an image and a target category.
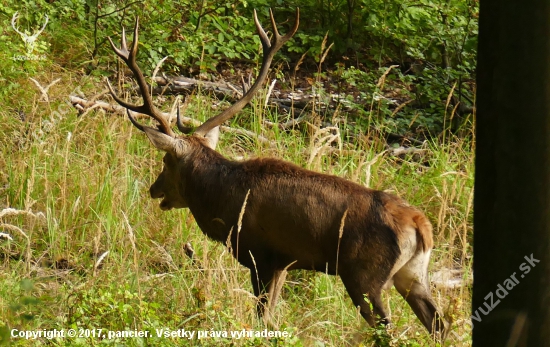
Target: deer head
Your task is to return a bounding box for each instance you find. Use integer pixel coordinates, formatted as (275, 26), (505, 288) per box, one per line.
(107, 10), (299, 210)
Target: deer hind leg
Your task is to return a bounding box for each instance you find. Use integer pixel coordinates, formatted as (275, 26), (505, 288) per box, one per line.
(339, 270), (390, 327)
(392, 251), (446, 334)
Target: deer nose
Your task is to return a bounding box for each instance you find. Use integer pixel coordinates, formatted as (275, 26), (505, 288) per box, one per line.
(150, 186), (164, 199)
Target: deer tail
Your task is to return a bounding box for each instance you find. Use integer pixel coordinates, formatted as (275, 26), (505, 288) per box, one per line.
(412, 212), (434, 253)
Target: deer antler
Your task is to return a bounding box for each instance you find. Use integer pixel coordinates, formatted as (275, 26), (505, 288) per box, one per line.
(106, 10), (298, 138)
(106, 18), (175, 137)
(193, 8), (300, 137)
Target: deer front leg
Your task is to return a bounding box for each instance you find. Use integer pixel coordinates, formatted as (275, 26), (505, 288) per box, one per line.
(250, 266), (286, 326)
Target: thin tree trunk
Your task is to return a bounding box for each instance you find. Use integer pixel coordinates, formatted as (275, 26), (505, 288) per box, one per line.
(346, 0), (355, 40)
(474, 0), (550, 346)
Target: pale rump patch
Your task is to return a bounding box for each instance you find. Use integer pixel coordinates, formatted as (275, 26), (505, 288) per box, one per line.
(383, 227), (418, 290)
(382, 196), (434, 290)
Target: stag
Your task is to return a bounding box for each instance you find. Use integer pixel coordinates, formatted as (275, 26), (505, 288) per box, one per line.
(106, 9), (446, 335)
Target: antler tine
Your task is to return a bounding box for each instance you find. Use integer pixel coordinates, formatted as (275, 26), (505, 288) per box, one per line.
(36, 15), (49, 36)
(120, 26), (128, 55)
(254, 10), (271, 51)
(194, 8), (299, 137)
(127, 109), (144, 131)
(107, 17), (175, 137)
(11, 12), (24, 36)
(268, 9), (280, 38)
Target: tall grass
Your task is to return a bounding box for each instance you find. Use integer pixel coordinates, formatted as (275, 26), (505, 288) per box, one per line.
(0, 72), (473, 346)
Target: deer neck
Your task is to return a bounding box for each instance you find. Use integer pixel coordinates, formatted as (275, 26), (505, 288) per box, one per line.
(181, 146), (242, 242)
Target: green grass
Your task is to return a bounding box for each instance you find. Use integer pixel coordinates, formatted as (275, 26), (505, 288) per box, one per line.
(0, 71), (473, 346)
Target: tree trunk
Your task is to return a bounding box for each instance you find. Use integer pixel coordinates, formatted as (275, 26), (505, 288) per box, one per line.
(346, 0), (355, 40)
(474, 0), (550, 346)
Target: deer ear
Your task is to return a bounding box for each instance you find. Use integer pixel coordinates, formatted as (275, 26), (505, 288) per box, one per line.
(143, 127), (177, 153)
(203, 126), (220, 150)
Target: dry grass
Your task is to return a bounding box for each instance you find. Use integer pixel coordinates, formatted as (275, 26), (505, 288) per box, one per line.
(0, 71), (473, 346)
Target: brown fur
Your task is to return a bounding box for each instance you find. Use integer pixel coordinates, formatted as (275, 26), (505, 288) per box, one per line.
(147, 135), (446, 334)
(382, 197), (434, 253)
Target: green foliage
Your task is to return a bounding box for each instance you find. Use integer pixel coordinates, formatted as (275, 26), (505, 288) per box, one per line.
(6, 279), (40, 326)
(67, 285), (163, 336)
(2, 0), (478, 71)
(249, 0), (477, 134)
(367, 325), (424, 347)
(0, 0), (477, 135)
(286, 32), (326, 59)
